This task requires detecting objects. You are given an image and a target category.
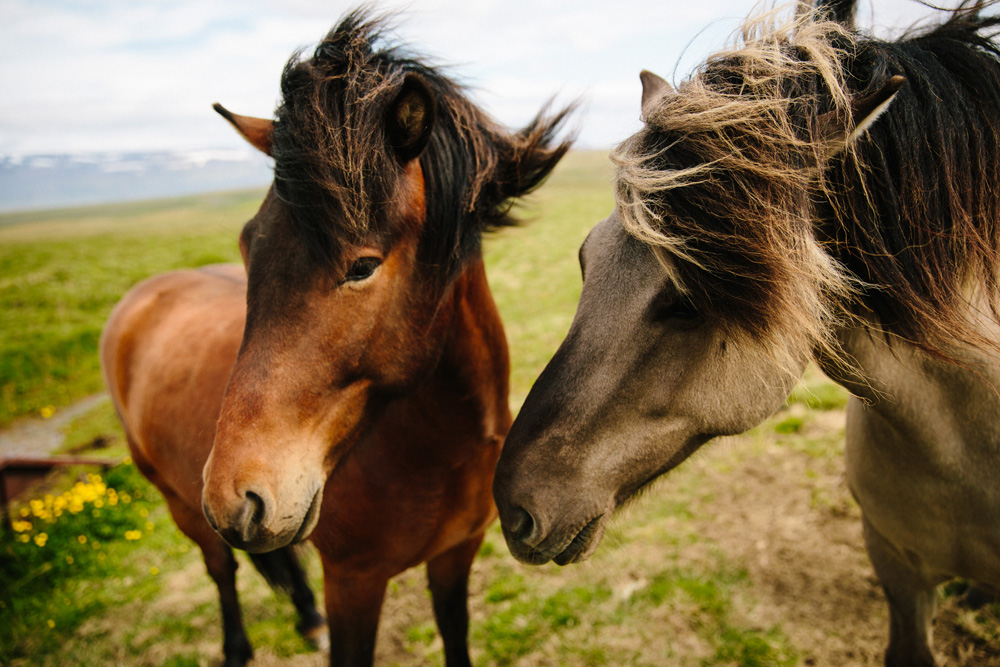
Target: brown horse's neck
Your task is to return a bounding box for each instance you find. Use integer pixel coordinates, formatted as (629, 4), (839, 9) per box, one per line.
(440, 257), (512, 435)
(374, 256), (511, 462)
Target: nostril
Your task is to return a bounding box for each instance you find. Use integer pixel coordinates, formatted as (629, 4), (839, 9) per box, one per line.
(234, 490), (267, 543)
(506, 506), (538, 545)
(244, 490), (266, 524)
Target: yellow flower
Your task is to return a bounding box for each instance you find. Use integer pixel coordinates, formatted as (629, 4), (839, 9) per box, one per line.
(150, 566), (159, 576)
(34, 533), (48, 547)
(144, 522), (154, 532)
(40, 406), (55, 419)
(138, 508), (149, 518)
(65, 556), (74, 565)
(77, 535), (87, 544)
(17, 534), (29, 543)
(11, 520), (31, 533)
(122, 455), (133, 465)
(46, 619), (55, 629)
(124, 530), (141, 541)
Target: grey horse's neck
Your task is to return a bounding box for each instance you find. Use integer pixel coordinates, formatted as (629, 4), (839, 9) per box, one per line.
(819, 316), (1000, 448)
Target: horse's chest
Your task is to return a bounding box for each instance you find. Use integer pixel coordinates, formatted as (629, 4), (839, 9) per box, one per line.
(845, 396), (1000, 582)
(313, 432), (501, 570)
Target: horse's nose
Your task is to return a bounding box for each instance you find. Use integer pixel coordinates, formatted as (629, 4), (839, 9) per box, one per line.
(203, 485), (273, 550)
(233, 489), (267, 541)
(503, 505), (541, 547)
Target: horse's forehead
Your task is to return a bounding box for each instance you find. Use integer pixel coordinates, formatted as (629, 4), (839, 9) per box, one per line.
(584, 214), (661, 283)
(575, 214), (671, 327)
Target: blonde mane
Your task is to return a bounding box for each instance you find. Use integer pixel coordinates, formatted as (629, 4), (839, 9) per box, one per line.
(614, 1), (1000, 366)
(615, 5), (858, 365)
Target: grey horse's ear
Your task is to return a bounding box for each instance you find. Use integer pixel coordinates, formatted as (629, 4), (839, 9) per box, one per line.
(814, 0), (858, 30)
(847, 75), (906, 141)
(819, 74), (906, 156)
(639, 70), (672, 120)
(213, 104), (273, 157)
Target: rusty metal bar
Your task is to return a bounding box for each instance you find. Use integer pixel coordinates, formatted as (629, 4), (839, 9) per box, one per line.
(0, 456), (120, 532)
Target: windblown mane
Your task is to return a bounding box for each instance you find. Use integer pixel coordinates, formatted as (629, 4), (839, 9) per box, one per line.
(273, 9), (573, 272)
(614, 1), (1000, 363)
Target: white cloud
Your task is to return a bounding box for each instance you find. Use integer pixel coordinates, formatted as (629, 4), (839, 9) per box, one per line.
(0, 0), (971, 156)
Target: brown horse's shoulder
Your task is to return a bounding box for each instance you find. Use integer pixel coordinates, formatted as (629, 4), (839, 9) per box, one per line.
(102, 267), (247, 500)
(195, 263), (247, 285)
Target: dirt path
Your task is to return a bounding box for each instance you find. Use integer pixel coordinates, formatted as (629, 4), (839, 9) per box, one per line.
(0, 394), (109, 459)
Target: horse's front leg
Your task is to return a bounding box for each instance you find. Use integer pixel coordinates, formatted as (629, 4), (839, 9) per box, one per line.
(426, 533), (485, 667)
(158, 487), (254, 667)
(321, 559), (388, 667)
(863, 516), (939, 667)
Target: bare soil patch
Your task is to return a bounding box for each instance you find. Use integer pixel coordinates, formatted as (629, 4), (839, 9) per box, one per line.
(18, 396), (1000, 666)
(256, 402), (1000, 666)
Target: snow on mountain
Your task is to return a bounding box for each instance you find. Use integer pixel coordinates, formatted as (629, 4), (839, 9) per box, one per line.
(0, 149), (273, 213)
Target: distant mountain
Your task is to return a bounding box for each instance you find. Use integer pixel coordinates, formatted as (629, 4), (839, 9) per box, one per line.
(0, 150), (273, 213)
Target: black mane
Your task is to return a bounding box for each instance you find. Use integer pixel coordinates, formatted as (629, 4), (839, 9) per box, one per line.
(823, 3), (1000, 354)
(271, 8), (572, 274)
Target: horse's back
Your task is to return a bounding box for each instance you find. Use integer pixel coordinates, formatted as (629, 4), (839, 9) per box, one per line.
(101, 264), (247, 503)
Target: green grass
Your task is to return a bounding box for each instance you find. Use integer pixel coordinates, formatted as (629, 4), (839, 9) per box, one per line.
(0, 189), (261, 427)
(0, 152), (883, 665)
(0, 462), (165, 662)
(487, 150), (614, 407)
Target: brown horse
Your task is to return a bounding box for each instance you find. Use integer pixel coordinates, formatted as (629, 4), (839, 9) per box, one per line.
(101, 264), (327, 666)
(494, 2), (1000, 666)
(104, 9), (571, 667)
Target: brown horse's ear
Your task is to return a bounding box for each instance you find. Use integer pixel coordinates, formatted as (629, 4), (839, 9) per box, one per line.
(213, 103), (274, 157)
(819, 74), (905, 155)
(640, 70), (672, 120)
(387, 73), (436, 163)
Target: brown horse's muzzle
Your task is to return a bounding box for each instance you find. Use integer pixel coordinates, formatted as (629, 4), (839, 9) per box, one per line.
(201, 442), (326, 553)
(203, 483), (323, 553)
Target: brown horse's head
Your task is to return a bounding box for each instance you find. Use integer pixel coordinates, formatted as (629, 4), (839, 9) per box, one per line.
(202, 10), (571, 553)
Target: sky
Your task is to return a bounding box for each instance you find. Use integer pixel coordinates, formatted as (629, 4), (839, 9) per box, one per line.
(0, 0), (947, 158)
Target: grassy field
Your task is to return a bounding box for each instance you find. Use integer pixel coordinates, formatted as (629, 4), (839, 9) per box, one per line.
(0, 190), (262, 427)
(3, 151), (1000, 666)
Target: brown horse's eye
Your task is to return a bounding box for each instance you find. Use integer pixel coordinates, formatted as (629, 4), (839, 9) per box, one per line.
(344, 257), (382, 283)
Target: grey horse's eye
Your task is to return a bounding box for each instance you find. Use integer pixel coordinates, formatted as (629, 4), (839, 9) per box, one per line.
(650, 295), (700, 324)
